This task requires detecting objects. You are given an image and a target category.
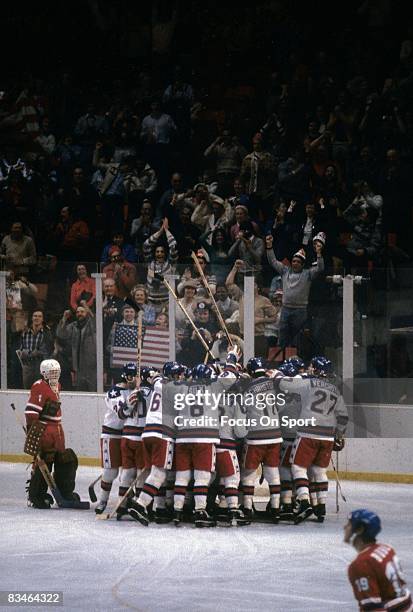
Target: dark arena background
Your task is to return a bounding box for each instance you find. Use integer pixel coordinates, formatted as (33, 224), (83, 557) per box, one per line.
(1, 2), (413, 611)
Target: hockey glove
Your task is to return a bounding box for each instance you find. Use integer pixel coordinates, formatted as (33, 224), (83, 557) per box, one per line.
(333, 434), (345, 452)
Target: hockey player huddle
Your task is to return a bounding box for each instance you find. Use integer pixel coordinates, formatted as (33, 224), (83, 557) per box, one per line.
(95, 348), (348, 528)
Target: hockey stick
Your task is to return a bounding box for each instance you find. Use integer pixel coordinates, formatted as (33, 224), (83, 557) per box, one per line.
(191, 251), (234, 349)
(11, 402), (27, 433)
(136, 309), (143, 382)
(330, 453), (347, 510)
(335, 450), (339, 512)
(11, 403), (90, 510)
(159, 274), (216, 362)
(96, 476), (138, 520)
(88, 474), (102, 503)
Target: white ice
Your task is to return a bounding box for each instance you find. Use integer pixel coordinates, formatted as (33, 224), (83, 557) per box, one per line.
(1, 462), (413, 612)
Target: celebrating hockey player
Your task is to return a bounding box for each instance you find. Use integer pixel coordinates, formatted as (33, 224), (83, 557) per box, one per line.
(345, 509), (412, 611)
(277, 359), (303, 521)
(279, 356), (348, 523)
(128, 366), (174, 526)
(24, 359), (80, 508)
(95, 362), (140, 514)
(214, 347), (250, 526)
(116, 367), (153, 519)
(240, 357), (283, 523)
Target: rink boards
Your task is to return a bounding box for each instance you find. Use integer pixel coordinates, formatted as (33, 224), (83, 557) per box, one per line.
(1, 390), (413, 482)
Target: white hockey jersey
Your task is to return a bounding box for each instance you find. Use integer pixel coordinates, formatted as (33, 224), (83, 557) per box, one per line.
(278, 375), (348, 440)
(243, 376), (283, 445)
(142, 378), (176, 441)
(122, 385), (151, 442)
(277, 374), (303, 441)
(101, 384), (134, 439)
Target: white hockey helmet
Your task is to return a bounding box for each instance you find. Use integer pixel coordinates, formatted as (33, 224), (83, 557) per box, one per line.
(40, 359), (61, 383)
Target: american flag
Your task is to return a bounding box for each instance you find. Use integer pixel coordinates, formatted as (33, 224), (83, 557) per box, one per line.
(110, 323), (170, 369)
(140, 326), (170, 369)
(110, 323), (139, 368)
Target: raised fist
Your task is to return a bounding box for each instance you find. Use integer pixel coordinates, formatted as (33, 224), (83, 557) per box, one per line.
(265, 235), (273, 249)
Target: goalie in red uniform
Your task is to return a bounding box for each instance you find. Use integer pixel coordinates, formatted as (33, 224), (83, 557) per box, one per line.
(24, 359), (80, 509)
(345, 509), (412, 611)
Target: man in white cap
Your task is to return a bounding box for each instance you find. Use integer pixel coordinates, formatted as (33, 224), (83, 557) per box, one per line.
(266, 235), (324, 348)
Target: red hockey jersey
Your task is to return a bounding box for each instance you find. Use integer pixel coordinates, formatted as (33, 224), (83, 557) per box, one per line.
(348, 543), (412, 611)
(25, 379), (62, 427)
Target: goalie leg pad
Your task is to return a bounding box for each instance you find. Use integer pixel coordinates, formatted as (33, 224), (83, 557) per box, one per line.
(54, 448), (78, 500)
(27, 463), (52, 508)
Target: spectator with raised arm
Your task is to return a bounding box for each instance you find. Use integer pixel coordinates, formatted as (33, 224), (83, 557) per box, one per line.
(228, 220), (265, 271)
(130, 199), (161, 261)
(143, 218), (178, 309)
(265, 234), (324, 348)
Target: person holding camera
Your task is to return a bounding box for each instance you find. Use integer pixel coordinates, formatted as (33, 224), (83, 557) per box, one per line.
(69, 263), (96, 312)
(228, 220), (265, 271)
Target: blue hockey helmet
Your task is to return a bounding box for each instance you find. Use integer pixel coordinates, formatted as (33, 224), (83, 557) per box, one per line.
(278, 361), (298, 377)
(191, 364), (214, 381)
(122, 362), (138, 380)
(310, 356), (333, 376)
(162, 361), (185, 379)
(246, 357), (266, 377)
(140, 366), (158, 384)
(286, 356), (305, 371)
(348, 509), (381, 540)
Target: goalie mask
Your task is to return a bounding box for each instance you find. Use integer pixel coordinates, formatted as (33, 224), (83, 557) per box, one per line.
(40, 359), (61, 392)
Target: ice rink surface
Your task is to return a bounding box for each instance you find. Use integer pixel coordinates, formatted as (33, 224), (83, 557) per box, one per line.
(1, 463), (413, 612)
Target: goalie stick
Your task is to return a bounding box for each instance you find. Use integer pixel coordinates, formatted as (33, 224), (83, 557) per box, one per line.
(88, 474), (102, 503)
(11, 403), (90, 510)
(37, 458), (90, 510)
(96, 477), (138, 520)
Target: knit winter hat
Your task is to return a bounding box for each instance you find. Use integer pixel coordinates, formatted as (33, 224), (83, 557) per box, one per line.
(312, 231), (326, 246)
(292, 249), (306, 262)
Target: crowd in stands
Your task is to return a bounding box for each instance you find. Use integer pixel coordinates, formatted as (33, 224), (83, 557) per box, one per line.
(1, 1), (413, 390)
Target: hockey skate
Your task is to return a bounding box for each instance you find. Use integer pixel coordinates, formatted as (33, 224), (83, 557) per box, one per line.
(241, 507), (254, 521)
(194, 509), (216, 528)
(313, 503), (326, 523)
(294, 499), (313, 524)
(155, 507), (173, 524)
(279, 503), (294, 522)
(229, 508), (251, 526)
(268, 507), (280, 524)
(173, 509), (183, 526)
(116, 498), (132, 521)
(128, 501), (149, 526)
(94, 500), (108, 515)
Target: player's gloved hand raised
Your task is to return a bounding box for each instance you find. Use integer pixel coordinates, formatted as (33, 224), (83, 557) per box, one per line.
(226, 344), (241, 364)
(333, 434), (345, 452)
